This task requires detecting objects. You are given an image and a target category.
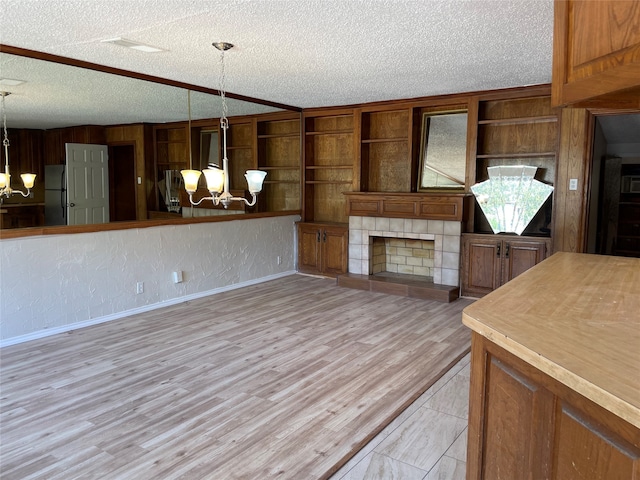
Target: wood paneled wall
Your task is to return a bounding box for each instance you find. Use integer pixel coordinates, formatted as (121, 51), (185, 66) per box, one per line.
(105, 124), (153, 221)
(553, 108), (591, 253)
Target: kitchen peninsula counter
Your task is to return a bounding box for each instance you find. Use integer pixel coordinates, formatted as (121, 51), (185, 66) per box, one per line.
(462, 252), (640, 479)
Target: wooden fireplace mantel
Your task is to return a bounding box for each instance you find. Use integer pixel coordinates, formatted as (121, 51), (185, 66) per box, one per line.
(344, 192), (472, 222)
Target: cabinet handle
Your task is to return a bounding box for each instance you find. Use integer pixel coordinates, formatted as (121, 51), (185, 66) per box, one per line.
(316, 230), (320, 243)
(323, 231), (327, 243)
(496, 244), (501, 257)
(505, 244), (510, 258)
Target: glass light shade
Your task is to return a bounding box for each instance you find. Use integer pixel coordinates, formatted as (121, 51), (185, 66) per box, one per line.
(180, 169), (201, 193)
(20, 173), (36, 189)
(471, 165), (553, 235)
(245, 170), (267, 194)
(203, 167), (225, 194)
(0, 173), (7, 188)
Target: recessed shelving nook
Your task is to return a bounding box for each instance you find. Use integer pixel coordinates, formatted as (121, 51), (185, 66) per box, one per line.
(303, 109), (358, 224)
(461, 88), (559, 297)
(360, 107), (420, 193)
(298, 85), (561, 295)
(472, 94), (558, 236)
(226, 118), (256, 191)
(257, 112), (301, 212)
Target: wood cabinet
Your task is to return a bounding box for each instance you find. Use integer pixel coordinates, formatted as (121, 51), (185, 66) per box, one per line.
(552, 0), (640, 107)
(257, 113), (301, 212)
(297, 222), (348, 277)
(467, 333), (640, 480)
(43, 126), (106, 166)
(461, 233), (550, 297)
(3, 129), (44, 178)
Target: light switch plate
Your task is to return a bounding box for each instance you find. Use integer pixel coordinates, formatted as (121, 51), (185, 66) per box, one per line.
(569, 178), (578, 191)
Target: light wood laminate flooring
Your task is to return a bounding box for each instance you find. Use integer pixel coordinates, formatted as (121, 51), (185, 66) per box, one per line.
(330, 354), (471, 479)
(0, 275), (473, 479)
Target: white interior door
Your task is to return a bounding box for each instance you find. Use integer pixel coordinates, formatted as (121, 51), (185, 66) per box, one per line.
(65, 143), (110, 225)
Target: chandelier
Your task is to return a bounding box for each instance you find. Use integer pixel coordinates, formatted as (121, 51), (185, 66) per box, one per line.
(181, 42), (267, 209)
(0, 92), (36, 200)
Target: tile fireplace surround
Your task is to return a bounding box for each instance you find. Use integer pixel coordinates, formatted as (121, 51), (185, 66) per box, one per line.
(348, 216), (462, 287)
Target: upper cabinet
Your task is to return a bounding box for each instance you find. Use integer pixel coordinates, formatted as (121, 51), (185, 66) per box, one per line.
(552, 0), (640, 107)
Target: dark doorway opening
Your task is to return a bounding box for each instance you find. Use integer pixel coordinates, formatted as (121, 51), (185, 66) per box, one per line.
(586, 114), (640, 257)
(109, 144), (137, 222)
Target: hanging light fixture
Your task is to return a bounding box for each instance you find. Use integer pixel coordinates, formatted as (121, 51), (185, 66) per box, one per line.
(0, 91), (36, 200)
(181, 42), (267, 209)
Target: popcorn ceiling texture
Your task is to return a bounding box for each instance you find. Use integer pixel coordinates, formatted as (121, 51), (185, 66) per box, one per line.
(1, 0), (553, 127)
(0, 215), (299, 345)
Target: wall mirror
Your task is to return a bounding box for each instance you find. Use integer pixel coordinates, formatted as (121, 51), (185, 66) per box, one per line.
(0, 47), (300, 233)
(199, 129), (220, 170)
(417, 110), (467, 190)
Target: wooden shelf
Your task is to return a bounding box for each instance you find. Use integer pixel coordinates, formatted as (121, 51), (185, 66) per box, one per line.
(361, 137), (407, 144)
(476, 152), (556, 159)
(260, 166), (299, 170)
(305, 180), (353, 185)
(258, 132), (300, 139)
(306, 130), (354, 136)
(478, 115), (558, 126)
(306, 165), (352, 170)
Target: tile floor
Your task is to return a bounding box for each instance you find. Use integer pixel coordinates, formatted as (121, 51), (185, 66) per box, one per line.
(330, 353), (471, 480)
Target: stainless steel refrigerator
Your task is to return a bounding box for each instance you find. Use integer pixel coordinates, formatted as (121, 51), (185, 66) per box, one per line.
(44, 165), (67, 226)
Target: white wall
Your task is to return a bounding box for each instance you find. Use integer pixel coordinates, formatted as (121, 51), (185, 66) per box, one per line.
(0, 215), (299, 346)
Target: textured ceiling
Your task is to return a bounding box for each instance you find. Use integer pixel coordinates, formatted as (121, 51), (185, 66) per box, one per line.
(1, 0), (556, 128)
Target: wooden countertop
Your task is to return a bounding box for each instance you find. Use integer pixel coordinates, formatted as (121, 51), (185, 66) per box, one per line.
(462, 252), (640, 429)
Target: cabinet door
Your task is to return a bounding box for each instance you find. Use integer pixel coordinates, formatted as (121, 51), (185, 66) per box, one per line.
(321, 226), (348, 276)
(552, 0), (640, 106)
(462, 236), (501, 297)
(476, 355), (555, 480)
(502, 239), (548, 283)
(297, 224), (321, 274)
(553, 404), (640, 480)
(468, 334), (640, 480)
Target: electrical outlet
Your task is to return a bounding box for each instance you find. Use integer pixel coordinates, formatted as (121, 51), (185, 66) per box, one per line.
(172, 271), (183, 283)
(277, 256), (282, 265)
(136, 282), (144, 294)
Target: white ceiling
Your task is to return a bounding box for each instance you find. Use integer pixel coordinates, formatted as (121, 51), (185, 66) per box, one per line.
(2, 0), (556, 128)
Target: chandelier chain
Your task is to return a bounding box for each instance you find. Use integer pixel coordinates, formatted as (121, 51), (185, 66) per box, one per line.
(2, 93), (9, 149)
(219, 47), (228, 126)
